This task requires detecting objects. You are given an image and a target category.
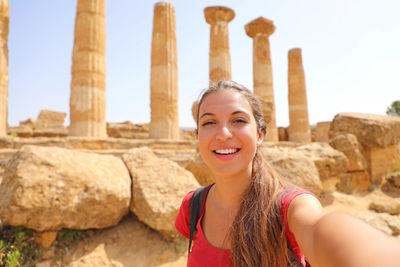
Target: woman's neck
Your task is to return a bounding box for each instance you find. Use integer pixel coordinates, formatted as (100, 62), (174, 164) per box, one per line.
(211, 172), (251, 211)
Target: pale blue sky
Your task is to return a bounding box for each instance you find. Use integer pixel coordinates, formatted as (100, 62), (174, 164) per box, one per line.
(8, 0), (400, 128)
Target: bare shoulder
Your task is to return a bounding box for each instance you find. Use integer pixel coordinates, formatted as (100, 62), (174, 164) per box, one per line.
(287, 193), (324, 231)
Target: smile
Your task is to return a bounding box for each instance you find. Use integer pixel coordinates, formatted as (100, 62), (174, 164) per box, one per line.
(213, 148), (240, 155)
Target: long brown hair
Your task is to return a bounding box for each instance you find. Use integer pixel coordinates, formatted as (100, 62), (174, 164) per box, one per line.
(196, 80), (291, 266)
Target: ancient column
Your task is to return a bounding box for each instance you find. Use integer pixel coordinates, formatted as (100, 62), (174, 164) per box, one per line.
(69, 0), (107, 137)
(204, 6), (235, 84)
(245, 17), (278, 141)
(149, 2), (179, 139)
(288, 48), (311, 143)
(0, 0), (9, 136)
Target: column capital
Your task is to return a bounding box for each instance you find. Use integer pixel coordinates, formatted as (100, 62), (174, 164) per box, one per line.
(204, 6), (235, 25)
(245, 17), (275, 38)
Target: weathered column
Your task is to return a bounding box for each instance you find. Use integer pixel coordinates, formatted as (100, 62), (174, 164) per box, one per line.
(288, 48), (311, 143)
(204, 6), (235, 84)
(245, 17), (278, 141)
(69, 0), (107, 137)
(149, 2), (179, 139)
(0, 0), (9, 136)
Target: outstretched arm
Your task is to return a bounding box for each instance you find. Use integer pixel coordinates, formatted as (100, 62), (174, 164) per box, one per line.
(287, 194), (400, 267)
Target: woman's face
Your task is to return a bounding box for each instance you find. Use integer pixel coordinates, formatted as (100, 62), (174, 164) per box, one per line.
(197, 89), (264, 179)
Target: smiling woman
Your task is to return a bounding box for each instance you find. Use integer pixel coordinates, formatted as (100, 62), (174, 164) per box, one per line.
(175, 80), (400, 267)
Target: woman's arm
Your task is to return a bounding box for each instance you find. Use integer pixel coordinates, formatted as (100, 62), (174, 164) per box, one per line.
(287, 194), (400, 267)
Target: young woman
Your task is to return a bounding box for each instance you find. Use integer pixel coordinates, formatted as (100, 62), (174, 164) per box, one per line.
(175, 80), (400, 267)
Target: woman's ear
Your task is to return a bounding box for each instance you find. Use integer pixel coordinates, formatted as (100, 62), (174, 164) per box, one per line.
(256, 130), (265, 146)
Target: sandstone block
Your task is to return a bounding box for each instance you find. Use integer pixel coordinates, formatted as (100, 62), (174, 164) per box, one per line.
(364, 144), (400, 184)
(329, 112), (400, 148)
(0, 146), (131, 231)
(296, 142), (349, 192)
(185, 153), (214, 186)
(36, 110), (66, 127)
(381, 172), (400, 197)
(107, 122), (149, 139)
(313, 121), (330, 142)
(387, 171), (400, 187)
(262, 147), (322, 196)
(122, 147), (200, 239)
(369, 196), (400, 215)
(7, 125), (33, 137)
(337, 171), (371, 194)
(329, 134), (367, 171)
(34, 230), (58, 248)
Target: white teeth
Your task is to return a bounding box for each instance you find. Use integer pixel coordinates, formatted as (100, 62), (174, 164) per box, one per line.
(214, 149), (238, 155)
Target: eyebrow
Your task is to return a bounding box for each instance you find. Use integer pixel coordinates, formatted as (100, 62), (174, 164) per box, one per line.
(199, 110), (250, 119)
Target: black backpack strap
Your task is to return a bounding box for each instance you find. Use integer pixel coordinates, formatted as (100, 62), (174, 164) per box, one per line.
(188, 183), (214, 256)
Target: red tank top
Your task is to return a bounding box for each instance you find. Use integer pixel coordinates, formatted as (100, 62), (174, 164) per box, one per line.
(175, 189), (313, 267)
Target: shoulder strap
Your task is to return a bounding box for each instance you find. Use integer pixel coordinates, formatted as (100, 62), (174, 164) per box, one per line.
(188, 183), (214, 256)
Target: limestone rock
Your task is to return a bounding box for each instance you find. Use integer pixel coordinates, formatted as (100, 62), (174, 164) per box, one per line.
(329, 112), (400, 148)
(364, 144), (400, 184)
(262, 147), (322, 196)
(107, 122), (149, 139)
(7, 125), (33, 137)
(296, 142), (349, 191)
(0, 145), (130, 231)
(36, 110), (66, 127)
(34, 230), (58, 248)
(337, 171), (371, 194)
(185, 153), (214, 186)
(68, 243), (123, 267)
(369, 196), (400, 215)
(313, 121), (330, 142)
(381, 175), (400, 198)
(122, 147), (200, 238)
(329, 134), (367, 171)
(387, 172), (400, 187)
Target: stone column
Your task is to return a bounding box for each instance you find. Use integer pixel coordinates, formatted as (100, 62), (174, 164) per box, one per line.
(288, 48), (311, 143)
(149, 2), (179, 139)
(204, 6), (234, 84)
(69, 0), (107, 137)
(0, 0), (9, 136)
(245, 17), (278, 141)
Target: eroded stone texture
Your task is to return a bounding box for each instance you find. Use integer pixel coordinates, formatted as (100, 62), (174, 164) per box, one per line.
(329, 134), (367, 171)
(204, 6), (234, 84)
(149, 2), (179, 140)
(36, 110), (66, 127)
(296, 142), (349, 192)
(122, 147), (199, 239)
(364, 144), (400, 184)
(261, 146), (322, 196)
(0, 145), (131, 231)
(0, 1), (9, 136)
(245, 17), (278, 141)
(69, 0), (107, 137)
(329, 113), (400, 148)
(313, 121), (331, 142)
(287, 48), (311, 143)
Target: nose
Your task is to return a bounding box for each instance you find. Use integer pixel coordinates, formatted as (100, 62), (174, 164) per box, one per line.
(215, 124), (232, 141)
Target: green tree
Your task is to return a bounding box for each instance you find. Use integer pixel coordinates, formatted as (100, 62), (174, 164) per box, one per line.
(386, 100), (400, 116)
